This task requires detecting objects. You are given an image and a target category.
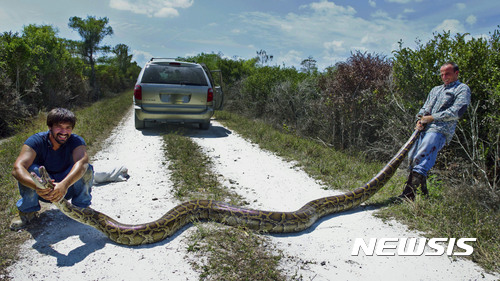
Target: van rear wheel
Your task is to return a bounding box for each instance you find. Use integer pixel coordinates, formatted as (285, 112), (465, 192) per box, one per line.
(135, 114), (145, 129)
(199, 122), (210, 130)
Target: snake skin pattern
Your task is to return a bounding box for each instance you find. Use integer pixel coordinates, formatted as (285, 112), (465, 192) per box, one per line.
(30, 129), (421, 245)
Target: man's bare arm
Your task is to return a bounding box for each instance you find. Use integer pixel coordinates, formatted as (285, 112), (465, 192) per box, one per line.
(12, 145), (38, 189)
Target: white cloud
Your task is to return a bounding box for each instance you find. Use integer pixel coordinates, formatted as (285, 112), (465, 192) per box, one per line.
(154, 7), (179, 18)
(368, 0), (376, 8)
(320, 54), (343, 69)
(456, 3), (466, 10)
(235, 0), (420, 66)
(351, 46), (368, 53)
(466, 15), (477, 25)
(109, 0), (193, 18)
(280, 23), (293, 32)
(183, 51), (200, 57)
(133, 49), (154, 66)
(386, 0), (425, 3)
(239, 2), (366, 48)
(361, 34), (379, 44)
(433, 19), (465, 34)
(322, 40), (346, 68)
(324, 40), (345, 51)
(302, 0), (356, 16)
(278, 50), (303, 67)
(372, 10), (389, 18)
(386, 0), (411, 3)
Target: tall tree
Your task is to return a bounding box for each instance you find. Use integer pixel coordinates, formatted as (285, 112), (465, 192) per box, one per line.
(256, 49), (273, 66)
(0, 32), (32, 94)
(300, 56), (318, 74)
(112, 44), (133, 73)
(68, 16), (113, 100)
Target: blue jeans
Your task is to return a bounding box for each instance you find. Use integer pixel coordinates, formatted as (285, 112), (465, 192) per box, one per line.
(16, 164), (94, 212)
(408, 132), (446, 177)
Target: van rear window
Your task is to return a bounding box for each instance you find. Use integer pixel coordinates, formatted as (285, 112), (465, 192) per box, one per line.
(141, 64), (208, 86)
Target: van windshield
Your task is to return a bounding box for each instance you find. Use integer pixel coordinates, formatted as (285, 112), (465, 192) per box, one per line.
(141, 64), (208, 86)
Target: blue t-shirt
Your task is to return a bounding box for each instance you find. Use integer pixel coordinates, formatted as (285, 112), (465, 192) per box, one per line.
(24, 131), (86, 175)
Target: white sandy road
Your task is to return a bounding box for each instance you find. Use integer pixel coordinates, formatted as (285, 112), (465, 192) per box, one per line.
(7, 108), (499, 280)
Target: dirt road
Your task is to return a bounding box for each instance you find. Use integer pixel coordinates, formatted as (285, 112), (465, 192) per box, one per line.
(7, 109), (498, 280)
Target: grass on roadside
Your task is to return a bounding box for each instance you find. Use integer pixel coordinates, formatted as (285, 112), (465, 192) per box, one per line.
(188, 223), (284, 281)
(215, 110), (499, 273)
(0, 91), (133, 277)
(215, 111), (407, 203)
(162, 131), (286, 281)
(163, 132), (238, 203)
(376, 178), (499, 272)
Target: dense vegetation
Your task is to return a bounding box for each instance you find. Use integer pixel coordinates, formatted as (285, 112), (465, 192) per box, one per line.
(0, 16), (141, 137)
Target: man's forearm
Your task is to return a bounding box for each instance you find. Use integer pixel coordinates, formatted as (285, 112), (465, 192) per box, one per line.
(12, 166), (37, 190)
(60, 161), (89, 189)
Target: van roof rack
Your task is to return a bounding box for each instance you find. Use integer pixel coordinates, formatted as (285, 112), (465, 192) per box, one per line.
(150, 57), (178, 62)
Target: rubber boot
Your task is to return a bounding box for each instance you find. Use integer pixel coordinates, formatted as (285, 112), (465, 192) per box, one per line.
(412, 172), (428, 196)
(399, 172), (417, 201)
(10, 211), (38, 230)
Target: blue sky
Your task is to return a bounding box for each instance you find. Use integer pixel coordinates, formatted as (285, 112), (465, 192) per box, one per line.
(1, 0), (499, 70)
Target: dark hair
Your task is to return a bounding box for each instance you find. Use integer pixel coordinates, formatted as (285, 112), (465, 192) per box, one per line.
(47, 108), (77, 128)
(442, 61), (459, 72)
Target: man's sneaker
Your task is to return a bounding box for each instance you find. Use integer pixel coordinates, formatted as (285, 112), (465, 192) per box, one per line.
(10, 211), (38, 230)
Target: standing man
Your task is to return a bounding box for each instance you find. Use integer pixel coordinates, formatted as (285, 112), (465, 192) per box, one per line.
(400, 62), (471, 200)
(10, 108), (94, 230)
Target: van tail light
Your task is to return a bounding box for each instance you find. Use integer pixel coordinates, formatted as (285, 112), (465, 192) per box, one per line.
(134, 85), (142, 100)
(207, 88), (214, 102)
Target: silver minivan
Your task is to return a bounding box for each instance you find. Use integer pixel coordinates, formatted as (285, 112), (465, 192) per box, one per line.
(133, 58), (223, 129)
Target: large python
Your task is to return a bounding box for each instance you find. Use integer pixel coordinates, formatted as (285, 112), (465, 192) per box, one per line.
(30, 129), (421, 246)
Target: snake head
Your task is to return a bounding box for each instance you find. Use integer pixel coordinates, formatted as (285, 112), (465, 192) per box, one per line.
(30, 166), (55, 190)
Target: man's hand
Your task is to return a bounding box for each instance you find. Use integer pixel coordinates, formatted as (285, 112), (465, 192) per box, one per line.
(416, 115), (434, 131)
(420, 115), (434, 125)
(35, 184), (52, 200)
(50, 182), (69, 202)
(35, 180), (68, 202)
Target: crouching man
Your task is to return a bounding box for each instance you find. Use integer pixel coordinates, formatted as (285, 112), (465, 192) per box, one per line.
(10, 108), (94, 230)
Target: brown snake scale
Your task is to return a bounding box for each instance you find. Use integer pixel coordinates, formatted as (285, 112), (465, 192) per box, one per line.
(30, 129), (421, 245)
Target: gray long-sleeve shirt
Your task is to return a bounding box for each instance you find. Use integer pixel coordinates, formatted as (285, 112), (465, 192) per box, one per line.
(417, 80), (471, 144)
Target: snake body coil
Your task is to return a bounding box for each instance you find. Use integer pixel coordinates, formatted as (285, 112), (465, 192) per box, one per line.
(31, 129), (420, 245)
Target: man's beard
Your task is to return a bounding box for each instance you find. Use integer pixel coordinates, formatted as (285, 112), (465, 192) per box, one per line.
(50, 130), (69, 145)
